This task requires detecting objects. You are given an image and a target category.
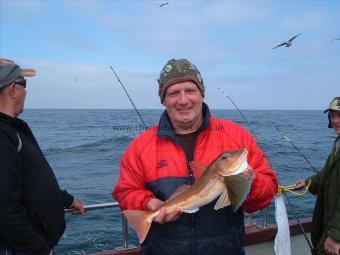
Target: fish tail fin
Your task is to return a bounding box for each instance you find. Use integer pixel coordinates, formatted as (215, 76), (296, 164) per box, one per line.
(123, 210), (153, 244)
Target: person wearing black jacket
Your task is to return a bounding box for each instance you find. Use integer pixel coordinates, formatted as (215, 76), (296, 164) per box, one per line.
(0, 59), (85, 255)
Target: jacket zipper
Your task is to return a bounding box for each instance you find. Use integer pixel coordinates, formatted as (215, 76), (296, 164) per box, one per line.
(181, 133), (200, 255)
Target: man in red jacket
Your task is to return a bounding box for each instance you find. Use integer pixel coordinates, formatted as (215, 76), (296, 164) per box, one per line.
(113, 58), (278, 255)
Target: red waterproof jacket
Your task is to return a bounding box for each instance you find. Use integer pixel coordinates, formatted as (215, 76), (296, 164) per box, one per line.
(113, 110), (277, 213)
(113, 104), (278, 255)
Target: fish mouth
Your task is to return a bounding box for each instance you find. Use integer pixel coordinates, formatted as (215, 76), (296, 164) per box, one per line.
(229, 149), (248, 175)
(236, 150), (248, 173)
(240, 149), (248, 162)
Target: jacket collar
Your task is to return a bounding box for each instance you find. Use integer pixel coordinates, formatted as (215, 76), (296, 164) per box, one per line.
(157, 102), (211, 144)
(0, 111), (27, 128)
(334, 135), (340, 155)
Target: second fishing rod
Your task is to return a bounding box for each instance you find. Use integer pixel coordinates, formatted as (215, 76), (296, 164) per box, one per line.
(218, 87), (316, 254)
(109, 66), (147, 130)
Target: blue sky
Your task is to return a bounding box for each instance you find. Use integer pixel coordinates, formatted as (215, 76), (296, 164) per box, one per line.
(1, 0), (339, 109)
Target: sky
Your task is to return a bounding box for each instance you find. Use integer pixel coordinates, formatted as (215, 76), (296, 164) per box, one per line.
(0, 0), (339, 110)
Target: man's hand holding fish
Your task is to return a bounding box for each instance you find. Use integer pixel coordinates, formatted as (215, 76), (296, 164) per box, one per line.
(147, 198), (182, 224)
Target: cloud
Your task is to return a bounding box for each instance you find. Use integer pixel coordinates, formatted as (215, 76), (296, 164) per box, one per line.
(63, 1), (272, 66)
(3, 1), (340, 110)
(45, 32), (97, 51)
(204, 1), (272, 24)
(205, 59), (338, 110)
(24, 60), (160, 109)
(0, 0), (46, 23)
(281, 11), (330, 31)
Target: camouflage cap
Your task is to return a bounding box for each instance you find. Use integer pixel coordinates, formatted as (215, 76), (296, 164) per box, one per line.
(324, 97), (340, 113)
(0, 58), (36, 89)
(158, 59), (204, 102)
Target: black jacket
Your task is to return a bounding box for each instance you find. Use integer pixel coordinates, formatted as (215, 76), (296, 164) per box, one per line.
(0, 112), (74, 255)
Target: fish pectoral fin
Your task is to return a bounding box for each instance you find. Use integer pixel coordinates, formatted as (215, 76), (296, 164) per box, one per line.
(182, 208), (199, 213)
(225, 174), (251, 212)
(168, 185), (191, 200)
(189, 161), (208, 179)
(214, 188), (231, 210)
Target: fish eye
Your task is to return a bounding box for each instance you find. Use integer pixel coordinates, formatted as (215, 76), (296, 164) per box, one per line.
(221, 154), (229, 159)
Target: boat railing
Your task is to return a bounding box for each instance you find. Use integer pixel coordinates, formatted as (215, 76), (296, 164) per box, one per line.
(65, 202), (136, 251)
(244, 207), (269, 228)
(65, 202), (270, 252)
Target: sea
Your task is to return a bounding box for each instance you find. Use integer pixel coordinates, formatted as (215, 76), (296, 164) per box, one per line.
(20, 109), (337, 255)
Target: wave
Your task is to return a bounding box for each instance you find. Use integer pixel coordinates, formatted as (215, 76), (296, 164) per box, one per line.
(43, 135), (133, 155)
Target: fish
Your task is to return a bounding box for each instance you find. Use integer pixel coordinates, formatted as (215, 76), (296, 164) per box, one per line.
(123, 148), (251, 244)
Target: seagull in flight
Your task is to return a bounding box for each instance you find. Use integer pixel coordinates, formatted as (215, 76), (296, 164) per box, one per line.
(157, 2), (169, 7)
(272, 33), (302, 49)
(331, 36), (340, 43)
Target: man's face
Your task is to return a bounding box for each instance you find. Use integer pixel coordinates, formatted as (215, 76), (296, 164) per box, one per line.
(162, 81), (203, 132)
(330, 110), (340, 136)
(12, 79), (27, 116)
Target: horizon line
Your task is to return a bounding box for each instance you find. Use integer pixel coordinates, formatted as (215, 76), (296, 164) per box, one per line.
(24, 108), (324, 111)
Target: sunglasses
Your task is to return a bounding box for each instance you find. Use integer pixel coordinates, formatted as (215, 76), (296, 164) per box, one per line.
(14, 79), (26, 88)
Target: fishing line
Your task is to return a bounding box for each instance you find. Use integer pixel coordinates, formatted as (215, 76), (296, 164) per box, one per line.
(275, 126), (318, 173)
(217, 88), (259, 142)
(109, 66), (147, 129)
(217, 88), (316, 254)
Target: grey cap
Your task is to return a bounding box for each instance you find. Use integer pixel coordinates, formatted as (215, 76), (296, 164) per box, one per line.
(0, 58), (36, 88)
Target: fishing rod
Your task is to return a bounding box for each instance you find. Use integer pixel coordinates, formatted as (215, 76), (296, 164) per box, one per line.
(276, 126), (318, 173)
(65, 202), (118, 213)
(217, 88), (259, 142)
(109, 66), (147, 129)
(217, 88), (316, 254)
